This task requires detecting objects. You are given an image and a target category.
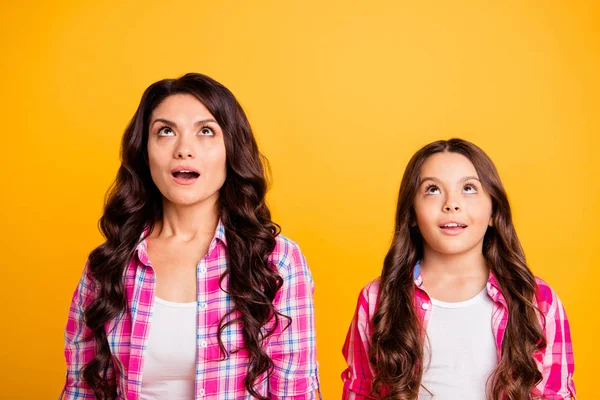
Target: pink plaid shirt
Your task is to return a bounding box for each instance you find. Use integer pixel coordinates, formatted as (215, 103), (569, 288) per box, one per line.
(61, 221), (320, 399)
(342, 263), (576, 399)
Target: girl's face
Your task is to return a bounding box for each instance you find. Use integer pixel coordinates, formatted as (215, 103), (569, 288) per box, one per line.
(147, 94), (227, 207)
(413, 151), (493, 257)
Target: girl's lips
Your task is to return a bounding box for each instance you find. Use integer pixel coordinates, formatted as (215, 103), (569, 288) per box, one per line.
(439, 226), (467, 236)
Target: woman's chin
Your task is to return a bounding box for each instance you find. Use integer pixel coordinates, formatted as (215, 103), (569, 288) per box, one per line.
(162, 191), (219, 208)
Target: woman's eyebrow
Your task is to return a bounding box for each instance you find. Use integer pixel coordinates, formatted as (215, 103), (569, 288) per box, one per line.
(149, 118), (218, 128)
(194, 118), (218, 126)
(151, 118), (177, 128)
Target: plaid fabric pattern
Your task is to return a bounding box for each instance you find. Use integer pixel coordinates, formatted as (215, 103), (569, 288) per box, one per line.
(342, 263), (576, 399)
(61, 220), (320, 400)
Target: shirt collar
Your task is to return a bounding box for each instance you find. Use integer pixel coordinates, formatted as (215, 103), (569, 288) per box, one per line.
(413, 261), (424, 287)
(213, 219), (227, 245)
(134, 219), (227, 267)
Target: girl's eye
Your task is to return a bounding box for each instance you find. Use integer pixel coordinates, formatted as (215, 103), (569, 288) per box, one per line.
(158, 127), (174, 136)
(463, 184), (478, 194)
(425, 184), (440, 195)
(199, 127), (215, 136)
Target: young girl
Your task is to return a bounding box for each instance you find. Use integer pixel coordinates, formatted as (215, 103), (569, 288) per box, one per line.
(342, 139), (575, 399)
(61, 73), (319, 400)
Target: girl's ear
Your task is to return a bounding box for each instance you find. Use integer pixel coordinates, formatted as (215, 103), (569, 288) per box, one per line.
(488, 213), (494, 227)
(409, 209), (418, 227)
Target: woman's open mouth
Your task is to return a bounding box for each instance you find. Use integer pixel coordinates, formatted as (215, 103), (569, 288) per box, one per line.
(171, 168), (200, 185)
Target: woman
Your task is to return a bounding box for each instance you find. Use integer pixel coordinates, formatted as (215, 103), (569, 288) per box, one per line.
(61, 73), (320, 400)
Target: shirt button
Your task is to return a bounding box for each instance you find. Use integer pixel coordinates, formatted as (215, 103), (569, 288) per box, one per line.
(200, 302), (207, 310)
(200, 340), (208, 348)
(198, 388), (205, 396)
(421, 302), (430, 310)
(199, 266), (207, 273)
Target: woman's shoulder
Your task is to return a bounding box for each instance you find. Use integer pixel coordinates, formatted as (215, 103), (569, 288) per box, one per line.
(533, 276), (564, 316)
(70, 259), (101, 307)
(269, 233), (309, 274)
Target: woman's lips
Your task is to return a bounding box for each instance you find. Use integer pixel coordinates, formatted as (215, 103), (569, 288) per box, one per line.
(171, 171), (200, 185)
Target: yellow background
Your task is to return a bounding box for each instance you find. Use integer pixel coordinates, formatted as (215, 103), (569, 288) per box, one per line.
(1, 1), (598, 398)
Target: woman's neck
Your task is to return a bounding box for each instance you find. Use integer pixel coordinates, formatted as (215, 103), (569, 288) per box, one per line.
(151, 197), (220, 241)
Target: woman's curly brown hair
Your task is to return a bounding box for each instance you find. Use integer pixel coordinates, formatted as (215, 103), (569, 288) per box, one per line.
(82, 73), (287, 399)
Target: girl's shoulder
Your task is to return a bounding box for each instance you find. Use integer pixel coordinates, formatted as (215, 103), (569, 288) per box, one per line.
(352, 277), (382, 319)
(360, 277), (382, 301)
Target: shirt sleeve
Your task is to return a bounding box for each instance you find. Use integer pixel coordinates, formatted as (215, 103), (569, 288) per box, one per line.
(60, 262), (115, 399)
(268, 242), (320, 400)
(342, 285), (376, 400)
(535, 286), (576, 399)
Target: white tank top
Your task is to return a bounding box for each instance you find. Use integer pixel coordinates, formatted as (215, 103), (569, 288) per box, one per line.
(141, 297), (197, 400)
(420, 288), (498, 400)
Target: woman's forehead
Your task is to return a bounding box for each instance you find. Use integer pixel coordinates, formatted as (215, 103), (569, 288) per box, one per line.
(150, 94), (214, 122)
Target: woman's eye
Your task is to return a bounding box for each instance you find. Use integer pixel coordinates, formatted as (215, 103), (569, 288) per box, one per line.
(199, 127), (215, 136)
(463, 184), (477, 194)
(425, 185), (440, 195)
(158, 127), (174, 136)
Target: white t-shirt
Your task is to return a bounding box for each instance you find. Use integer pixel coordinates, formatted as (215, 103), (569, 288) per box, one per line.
(420, 288), (498, 399)
(141, 297), (197, 400)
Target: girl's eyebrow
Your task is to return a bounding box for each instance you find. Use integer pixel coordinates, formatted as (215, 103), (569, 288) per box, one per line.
(419, 176), (481, 185)
(419, 177), (439, 185)
(460, 176), (481, 183)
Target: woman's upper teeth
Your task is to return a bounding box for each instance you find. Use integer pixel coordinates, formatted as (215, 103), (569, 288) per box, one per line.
(444, 223), (463, 227)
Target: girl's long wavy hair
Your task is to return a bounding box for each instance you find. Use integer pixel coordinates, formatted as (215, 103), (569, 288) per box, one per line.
(370, 139), (546, 399)
(82, 73), (286, 399)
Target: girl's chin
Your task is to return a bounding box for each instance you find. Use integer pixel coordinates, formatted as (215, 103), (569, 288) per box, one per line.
(427, 242), (482, 256)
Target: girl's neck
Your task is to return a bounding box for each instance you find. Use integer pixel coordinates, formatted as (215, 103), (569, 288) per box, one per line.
(420, 245), (488, 279)
(419, 246), (490, 302)
(151, 196), (220, 241)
